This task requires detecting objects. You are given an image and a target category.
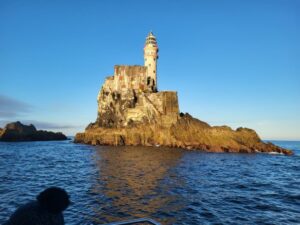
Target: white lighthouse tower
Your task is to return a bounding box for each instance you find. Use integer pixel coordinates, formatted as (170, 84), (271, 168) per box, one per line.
(144, 32), (159, 91)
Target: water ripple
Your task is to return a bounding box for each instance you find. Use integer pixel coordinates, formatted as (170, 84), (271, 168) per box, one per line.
(0, 141), (299, 224)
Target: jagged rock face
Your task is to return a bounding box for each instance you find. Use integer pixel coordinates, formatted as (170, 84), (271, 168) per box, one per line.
(95, 75), (179, 128)
(0, 121), (68, 142)
(75, 114), (293, 155)
(96, 89), (138, 127)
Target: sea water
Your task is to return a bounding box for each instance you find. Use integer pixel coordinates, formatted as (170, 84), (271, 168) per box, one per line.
(0, 140), (299, 224)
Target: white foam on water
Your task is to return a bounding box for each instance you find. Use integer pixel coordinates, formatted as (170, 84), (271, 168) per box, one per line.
(268, 152), (283, 155)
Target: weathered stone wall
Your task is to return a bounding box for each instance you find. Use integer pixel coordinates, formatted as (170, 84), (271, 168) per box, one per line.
(147, 91), (179, 127)
(123, 91), (179, 127)
(113, 65), (149, 92)
(148, 91), (179, 115)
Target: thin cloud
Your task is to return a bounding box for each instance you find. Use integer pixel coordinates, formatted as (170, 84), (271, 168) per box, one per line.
(25, 120), (81, 130)
(0, 120), (81, 130)
(0, 111), (19, 118)
(0, 95), (32, 118)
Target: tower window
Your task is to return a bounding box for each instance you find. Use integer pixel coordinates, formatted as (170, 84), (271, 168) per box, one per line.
(153, 70), (155, 73)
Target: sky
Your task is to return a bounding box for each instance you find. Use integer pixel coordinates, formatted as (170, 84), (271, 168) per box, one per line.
(0, 0), (299, 140)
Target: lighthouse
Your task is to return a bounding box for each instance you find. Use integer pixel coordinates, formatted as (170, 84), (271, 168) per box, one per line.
(144, 32), (159, 91)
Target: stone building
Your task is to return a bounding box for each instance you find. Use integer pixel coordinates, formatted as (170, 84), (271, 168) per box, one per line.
(96, 32), (179, 128)
(76, 33), (293, 156)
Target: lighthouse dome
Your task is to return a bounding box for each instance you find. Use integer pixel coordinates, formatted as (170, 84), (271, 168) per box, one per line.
(145, 32), (157, 45)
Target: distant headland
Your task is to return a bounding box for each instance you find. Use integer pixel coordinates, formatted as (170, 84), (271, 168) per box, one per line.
(0, 121), (67, 142)
(74, 32), (292, 155)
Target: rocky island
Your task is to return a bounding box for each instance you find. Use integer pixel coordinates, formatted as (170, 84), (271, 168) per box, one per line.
(0, 121), (67, 142)
(75, 32), (292, 155)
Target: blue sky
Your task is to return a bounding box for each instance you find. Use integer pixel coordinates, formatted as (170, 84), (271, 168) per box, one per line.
(0, 0), (299, 139)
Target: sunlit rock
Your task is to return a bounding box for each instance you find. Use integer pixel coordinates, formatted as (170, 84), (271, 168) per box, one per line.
(74, 32), (293, 155)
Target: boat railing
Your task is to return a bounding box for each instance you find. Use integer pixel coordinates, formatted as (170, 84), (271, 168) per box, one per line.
(102, 217), (161, 225)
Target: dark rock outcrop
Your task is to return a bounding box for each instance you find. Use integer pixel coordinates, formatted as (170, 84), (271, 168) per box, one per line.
(0, 121), (68, 142)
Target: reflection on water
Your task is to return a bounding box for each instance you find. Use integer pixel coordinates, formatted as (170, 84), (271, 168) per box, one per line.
(0, 141), (299, 225)
(90, 146), (185, 224)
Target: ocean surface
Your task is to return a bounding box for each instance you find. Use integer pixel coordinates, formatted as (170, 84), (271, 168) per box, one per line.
(0, 140), (299, 225)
